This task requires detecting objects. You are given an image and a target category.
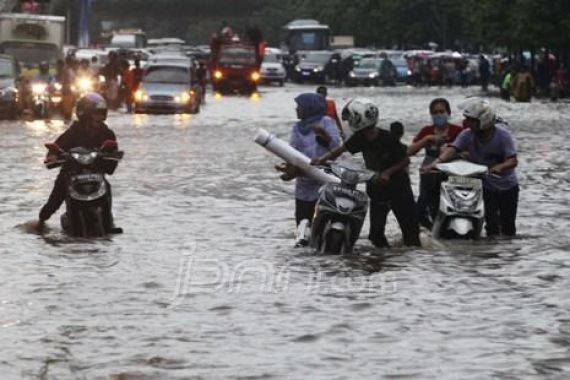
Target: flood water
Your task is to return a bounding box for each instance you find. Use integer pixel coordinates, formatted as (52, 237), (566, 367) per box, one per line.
(2, 84), (570, 379)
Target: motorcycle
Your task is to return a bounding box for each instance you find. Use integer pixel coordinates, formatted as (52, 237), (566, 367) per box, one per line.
(308, 163), (375, 254)
(30, 81), (50, 119)
(431, 160), (488, 239)
(44, 141), (123, 237)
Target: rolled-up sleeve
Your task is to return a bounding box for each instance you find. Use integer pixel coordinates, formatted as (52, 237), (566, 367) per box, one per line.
(452, 129), (471, 151)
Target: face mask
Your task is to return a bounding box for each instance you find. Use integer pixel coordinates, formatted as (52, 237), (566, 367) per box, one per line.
(432, 114), (449, 127)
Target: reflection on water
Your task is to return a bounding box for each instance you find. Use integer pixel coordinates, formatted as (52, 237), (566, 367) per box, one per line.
(1, 86), (570, 378)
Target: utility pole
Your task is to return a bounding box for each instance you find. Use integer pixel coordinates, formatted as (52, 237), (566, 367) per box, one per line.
(78, 0), (90, 47)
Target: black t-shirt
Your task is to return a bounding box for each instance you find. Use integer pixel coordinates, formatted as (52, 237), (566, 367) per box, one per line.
(345, 128), (409, 196)
(345, 128), (406, 172)
(55, 121), (116, 151)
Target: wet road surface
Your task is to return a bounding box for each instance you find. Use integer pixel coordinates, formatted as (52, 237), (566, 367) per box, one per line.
(1, 84), (570, 379)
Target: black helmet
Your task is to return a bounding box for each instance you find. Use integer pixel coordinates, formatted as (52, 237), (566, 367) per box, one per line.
(76, 92), (108, 121)
(39, 61), (49, 72)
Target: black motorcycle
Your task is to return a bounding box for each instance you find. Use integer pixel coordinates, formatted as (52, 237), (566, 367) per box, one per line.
(45, 141), (123, 237)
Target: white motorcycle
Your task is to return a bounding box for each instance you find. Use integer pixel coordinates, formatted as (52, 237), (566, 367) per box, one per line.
(432, 160), (488, 239)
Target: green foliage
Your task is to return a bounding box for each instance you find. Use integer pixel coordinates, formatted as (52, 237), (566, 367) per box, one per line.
(53, 0), (570, 51)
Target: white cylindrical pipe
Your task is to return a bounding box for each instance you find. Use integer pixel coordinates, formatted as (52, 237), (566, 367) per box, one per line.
(254, 128), (340, 184)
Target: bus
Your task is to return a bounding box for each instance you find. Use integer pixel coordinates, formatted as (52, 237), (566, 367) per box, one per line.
(281, 19), (330, 52)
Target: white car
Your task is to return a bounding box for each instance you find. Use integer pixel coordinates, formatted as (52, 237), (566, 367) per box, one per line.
(260, 49), (286, 86)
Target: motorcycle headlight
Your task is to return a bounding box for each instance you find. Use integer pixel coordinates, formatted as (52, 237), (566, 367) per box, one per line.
(77, 77), (93, 92)
(32, 83), (47, 95)
(214, 70), (223, 80)
(251, 71), (260, 82)
(99, 75), (106, 83)
(447, 187), (480, 212)
(71, 152), (98, 165)
(53, 82), (62, 91)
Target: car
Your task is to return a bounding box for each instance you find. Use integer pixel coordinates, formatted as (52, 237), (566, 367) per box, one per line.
(260, 48), (286, 86)
(0, 54), (20, 119)
(293, 51), (335, 83)
(393, 58), (411, 83)
(134, 63), (201, 114)
(346, 58), (381, 86)
(146, 52), (190, 68)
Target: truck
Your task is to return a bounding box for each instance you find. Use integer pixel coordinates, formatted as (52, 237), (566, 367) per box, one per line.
(0, 13), (65, 75)
(109, 29), (147, 49)
(209, 29), (265, 94)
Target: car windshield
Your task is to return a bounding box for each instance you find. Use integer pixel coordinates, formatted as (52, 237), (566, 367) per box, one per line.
(358, 59), (380, 69)
(264, 54), (282, 64)
(144, 66), (189, 83)
(219, 48), (256, 65)
(0, 60), (14, 78)
(1, 42), (58, 66)
(302, 53), (331, 64)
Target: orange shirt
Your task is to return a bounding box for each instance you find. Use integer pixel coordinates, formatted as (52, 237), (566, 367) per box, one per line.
(325, 99), (338, 119)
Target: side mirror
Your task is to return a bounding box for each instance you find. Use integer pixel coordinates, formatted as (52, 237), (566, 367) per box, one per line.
(101, 139), (118, 152)
(45, 142), (63, 153)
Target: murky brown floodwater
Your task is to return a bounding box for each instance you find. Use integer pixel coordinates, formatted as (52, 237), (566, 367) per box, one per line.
(1, 84), (570, 379)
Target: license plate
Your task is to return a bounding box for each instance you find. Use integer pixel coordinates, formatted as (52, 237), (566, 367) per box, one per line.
(448, 176), (481, 187)
(302, 72), (310, 76)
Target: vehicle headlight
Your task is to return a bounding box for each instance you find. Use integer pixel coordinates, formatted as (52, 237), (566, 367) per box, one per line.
(214, 70), (223, 80)
(448, 188), (480, 212)
(349, 71), (355, 78)
(295, 66), (301, 72)
(134, 89), (147, 102)
(177, 92), (191, 103)
(313, 66), (322, 72)
(251, 71), (260, 81)
(71, 152), (98, 165)
(407, 69), (412, 76)
(77, 77), (93, 92)
(369, 72), (378, 78)
(32, 83), (47, 94)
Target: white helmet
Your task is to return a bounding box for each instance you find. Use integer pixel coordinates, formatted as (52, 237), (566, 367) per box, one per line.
(458, 97), (495, 129)
(341, 97), (379, 133)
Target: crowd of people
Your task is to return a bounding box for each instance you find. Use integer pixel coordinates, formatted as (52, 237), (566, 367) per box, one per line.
(279, 87), (519, 248)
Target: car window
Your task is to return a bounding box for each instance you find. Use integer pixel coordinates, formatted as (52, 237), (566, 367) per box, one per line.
(264, 54), (282, 63)
(359, 59), (380, 69)
(144, 66), (189, 83)
(0, 60), (14, 78)
(302, 53), (331, 64)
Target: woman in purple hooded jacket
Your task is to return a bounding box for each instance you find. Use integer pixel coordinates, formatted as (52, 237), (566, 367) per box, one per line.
(276, 93), (341, 242)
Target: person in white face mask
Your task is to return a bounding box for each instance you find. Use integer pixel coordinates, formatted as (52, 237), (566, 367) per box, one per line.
(407, 98), (464, 229)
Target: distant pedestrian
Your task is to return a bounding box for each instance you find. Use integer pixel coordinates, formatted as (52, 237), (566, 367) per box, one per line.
(316, 86), (345, 139)
(479, 54), (491, 91)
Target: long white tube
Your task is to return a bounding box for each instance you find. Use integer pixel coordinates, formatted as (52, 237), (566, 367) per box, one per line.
(254, 128), (340, 184)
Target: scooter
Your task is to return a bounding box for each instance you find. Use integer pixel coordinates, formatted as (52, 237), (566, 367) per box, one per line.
(44, 141), (123, 237)
(31, 81), (50, 119)
(307, 163), (375, 254)
(432, 160), (488, 239)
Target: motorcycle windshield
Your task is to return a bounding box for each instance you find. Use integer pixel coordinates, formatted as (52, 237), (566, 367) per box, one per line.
(436, 160), (487, 177)
(331, 163), (375, 184)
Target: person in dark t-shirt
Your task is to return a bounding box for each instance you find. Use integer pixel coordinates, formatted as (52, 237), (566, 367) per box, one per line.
(38, 93), (120, 232)
(312, 98), (420, 248)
